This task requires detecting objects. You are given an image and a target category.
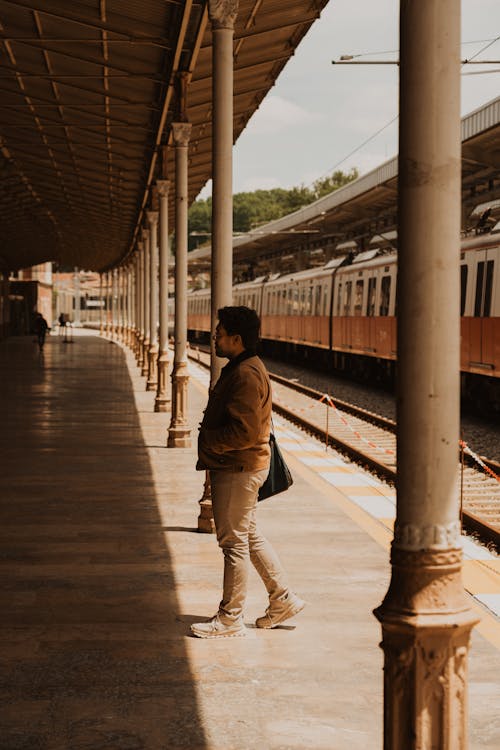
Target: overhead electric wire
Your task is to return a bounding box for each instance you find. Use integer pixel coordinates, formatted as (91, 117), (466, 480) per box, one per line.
(321, 34), (499, 186)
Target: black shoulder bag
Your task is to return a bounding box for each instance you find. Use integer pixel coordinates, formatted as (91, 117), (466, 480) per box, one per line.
(258, 429), (293, 501)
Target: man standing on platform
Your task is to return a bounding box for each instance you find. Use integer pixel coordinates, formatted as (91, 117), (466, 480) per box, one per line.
(191, 306), (305, 639)
(33, 312), (49, 351)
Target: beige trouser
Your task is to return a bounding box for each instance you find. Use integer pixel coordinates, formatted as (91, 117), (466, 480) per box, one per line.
(210, 468), (290, 624)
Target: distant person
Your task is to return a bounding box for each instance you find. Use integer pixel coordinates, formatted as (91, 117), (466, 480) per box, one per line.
(33, 313), (49, 351)
(58, 312), (66, 331)
(191, 306), (305, 639)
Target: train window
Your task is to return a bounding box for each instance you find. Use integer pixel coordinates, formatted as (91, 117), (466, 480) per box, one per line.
(343, 281), (352, 315)
(367, 277), (376, 316)
(306, 286), (313, 315)
(474, 263), (484, 317)
(460, 265), (467, 316)
(379, 276), (391, 316)
(293, 288), (299, 315)
(354, 280), (364, 316)
(336, 283), (342, 316)
(315, 285), (322, 316)
(300, 288), (306, 314)
(484, 260), (494, 317)
(287, 288), (293, 315)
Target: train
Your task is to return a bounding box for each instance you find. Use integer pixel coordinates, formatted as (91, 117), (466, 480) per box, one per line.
(187, 230), (500, 413)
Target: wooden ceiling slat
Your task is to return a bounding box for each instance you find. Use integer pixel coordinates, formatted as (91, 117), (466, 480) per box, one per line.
(0, 0), (331, 272)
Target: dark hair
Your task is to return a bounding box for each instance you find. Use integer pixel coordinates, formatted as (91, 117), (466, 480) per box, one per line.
(217, 306), (261, 350)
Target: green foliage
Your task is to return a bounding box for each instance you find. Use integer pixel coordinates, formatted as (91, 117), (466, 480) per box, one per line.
(188, 168), (358, 250)
(310, 168), (359, 200)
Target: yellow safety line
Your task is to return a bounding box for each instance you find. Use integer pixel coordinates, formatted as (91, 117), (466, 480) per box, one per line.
(284, 448), (500, 651)
(188, 365), (500, 650)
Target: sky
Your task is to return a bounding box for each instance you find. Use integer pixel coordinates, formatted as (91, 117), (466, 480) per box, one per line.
(199, 0), (500, 198)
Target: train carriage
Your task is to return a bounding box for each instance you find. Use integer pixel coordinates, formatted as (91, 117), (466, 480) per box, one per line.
(186, 230), (500, 411)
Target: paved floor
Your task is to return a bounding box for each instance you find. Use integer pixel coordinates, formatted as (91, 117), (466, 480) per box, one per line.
(1, 331), (499, 750)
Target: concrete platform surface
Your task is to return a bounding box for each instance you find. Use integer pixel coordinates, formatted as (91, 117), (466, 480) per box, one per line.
(1, 331), (499, 750)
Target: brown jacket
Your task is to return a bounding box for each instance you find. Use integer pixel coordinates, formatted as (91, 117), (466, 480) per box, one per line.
(196, 351), (272, 472)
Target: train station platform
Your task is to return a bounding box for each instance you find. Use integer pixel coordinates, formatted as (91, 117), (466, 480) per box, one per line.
(1, 331), (499, 750)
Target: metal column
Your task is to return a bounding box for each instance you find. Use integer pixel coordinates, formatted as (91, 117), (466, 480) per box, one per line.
(147, 211), (159, 391)
(136, 242), (145, 367)
(197, 0), (238, 532)
(208, 0), (237, 387)
(374, 2), (478, 747)
(155, 179), (171, 412)
(167, 122), (192, 448)
(141, 228), (150, 378)
(99, 273), (104, 336)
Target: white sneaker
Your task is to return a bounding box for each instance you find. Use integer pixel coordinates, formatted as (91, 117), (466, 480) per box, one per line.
(255, 593), (306, 629)
(191, 614), (247, 639)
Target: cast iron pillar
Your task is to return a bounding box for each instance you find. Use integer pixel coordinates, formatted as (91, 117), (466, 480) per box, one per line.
(106, 271), (112, 337)
(373, 2), (478, 748)
(118, 266), (125, 342)
(125, 263), (132, 348)
(134, 251), (141, 357)
(141, 228), (150, 377)
(136, 242), (145, 368)
(111, 268), (118, 340)
(155, 178), (171, 412)
(130, 261), (136, 349)
(197, 0), (238, 533)
(167, 122), (192, 448)
(99, 273), (104, 336)
(146, 210), (159, 391)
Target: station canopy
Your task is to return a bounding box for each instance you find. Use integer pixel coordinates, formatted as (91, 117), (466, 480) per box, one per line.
(0, 0), (329, 273)
(187, 95), (500, 276)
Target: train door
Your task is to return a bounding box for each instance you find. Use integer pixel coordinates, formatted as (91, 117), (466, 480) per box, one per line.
(469, 249), (496, 367)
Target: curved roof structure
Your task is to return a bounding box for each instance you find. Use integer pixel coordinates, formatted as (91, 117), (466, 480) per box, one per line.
(0, 0), (330, 272)
(187, 96), (500, 275)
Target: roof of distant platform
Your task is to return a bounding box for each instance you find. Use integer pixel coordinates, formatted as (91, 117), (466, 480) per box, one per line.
(188, 95), (500, 271)
(0, 0), (329, 272)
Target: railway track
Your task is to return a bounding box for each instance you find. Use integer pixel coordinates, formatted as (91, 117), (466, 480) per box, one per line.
(188, 347), (500, 551)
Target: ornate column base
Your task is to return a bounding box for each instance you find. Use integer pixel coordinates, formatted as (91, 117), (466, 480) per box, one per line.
(154, 353), (170, 412)
(146, 345), (159, 391)
(197, 472), (215, 533)
(374, 545), (479, 750)
(141, 338), (150, 377)
(167, 364), (191, 448)
(167, 426), (191, 448)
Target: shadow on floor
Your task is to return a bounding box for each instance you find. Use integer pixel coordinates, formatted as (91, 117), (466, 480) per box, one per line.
(0, 335), (207, 749)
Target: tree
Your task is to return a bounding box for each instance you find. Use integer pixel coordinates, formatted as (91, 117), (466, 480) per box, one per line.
(311, 168), (359, 200)
(188, 168), (358, 249)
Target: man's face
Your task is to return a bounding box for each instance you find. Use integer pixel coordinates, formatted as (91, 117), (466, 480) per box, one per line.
(214, 324), (243, 359)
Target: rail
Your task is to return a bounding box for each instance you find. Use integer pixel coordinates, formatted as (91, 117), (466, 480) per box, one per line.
(187, 347), (500, 551)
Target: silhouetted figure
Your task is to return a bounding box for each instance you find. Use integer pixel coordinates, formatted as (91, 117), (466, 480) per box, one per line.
(33, 313), (49, 351)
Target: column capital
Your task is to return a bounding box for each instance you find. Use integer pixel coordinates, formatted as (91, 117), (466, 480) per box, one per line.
(209, 0), (238, 30)
(141, 227), (150, 243)
(171, 121), (192, 147)
(136, 240), (143, 253)
(156, 179), (171, 198)
(146, 210), (159, 226)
